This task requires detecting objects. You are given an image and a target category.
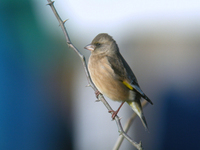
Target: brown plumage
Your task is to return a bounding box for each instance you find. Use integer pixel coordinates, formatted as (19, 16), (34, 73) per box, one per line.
(85, 33), (153, 130)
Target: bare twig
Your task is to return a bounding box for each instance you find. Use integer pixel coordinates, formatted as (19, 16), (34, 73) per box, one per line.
(113, 101), (148, 150)
(46, 1), (143, 149)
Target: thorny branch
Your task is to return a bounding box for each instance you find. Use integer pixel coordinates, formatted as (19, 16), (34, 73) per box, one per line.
(113, 101), (148, 150)
(47, 1), (144, 149)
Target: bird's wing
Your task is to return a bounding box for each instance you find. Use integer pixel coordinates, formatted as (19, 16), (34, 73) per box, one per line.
(106, 54), (153, 105)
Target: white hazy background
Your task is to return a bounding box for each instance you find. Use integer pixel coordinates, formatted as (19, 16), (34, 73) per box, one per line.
(33, 0), (200, 150)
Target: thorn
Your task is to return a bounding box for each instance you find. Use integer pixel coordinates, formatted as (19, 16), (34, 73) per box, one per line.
(59, 19), (69, 26)
(95, 99), (100, 102)
(47, 1), (54, 6)
(85, 84), (91, 87)
(119, 117), (123, 120)
(63, 19), (69, 24)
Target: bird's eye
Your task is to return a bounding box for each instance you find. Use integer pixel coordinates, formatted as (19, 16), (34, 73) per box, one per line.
(96, 43), (101, 46)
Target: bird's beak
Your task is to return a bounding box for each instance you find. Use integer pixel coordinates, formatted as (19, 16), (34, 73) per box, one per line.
(84, 44), (96, 51)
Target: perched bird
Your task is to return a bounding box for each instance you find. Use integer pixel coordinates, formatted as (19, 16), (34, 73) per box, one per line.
(84, 33), (153, 130)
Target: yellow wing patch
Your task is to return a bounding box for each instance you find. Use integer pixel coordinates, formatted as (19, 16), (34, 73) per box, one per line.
(122, 80), (133, 90)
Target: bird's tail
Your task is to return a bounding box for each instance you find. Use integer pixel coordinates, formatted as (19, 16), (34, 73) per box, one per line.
(126, 101), (148, 131)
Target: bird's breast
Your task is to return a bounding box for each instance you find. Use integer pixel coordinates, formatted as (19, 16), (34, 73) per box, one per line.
(88, 55), (133, 101)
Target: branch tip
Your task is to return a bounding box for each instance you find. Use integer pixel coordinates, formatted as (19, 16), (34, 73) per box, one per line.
(47, 1), (54, 6)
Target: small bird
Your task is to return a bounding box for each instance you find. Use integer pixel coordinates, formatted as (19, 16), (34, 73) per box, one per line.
(84, 33), (153, 130)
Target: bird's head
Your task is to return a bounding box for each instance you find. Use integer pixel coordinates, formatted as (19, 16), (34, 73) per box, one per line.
(84, 33), (119, 55)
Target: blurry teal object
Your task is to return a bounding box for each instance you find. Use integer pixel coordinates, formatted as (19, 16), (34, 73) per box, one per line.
(0, 0), (73, 150)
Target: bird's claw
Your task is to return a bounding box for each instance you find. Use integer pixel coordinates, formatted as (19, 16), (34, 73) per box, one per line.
(108, 110), (118, 120)
(95, 90), (101, 98)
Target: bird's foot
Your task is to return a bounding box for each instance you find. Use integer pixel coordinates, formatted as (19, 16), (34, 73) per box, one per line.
(108, 101), (125, 120)
(95, 90), (101, 98)
(108, 110), (119, 120)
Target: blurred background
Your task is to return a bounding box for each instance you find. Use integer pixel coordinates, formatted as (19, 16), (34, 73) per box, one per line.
(0, 0), (200, 150)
